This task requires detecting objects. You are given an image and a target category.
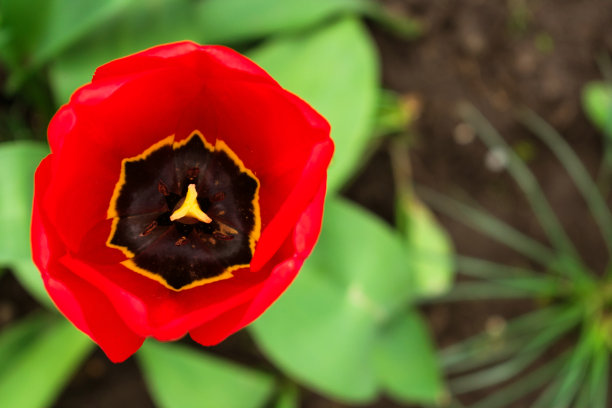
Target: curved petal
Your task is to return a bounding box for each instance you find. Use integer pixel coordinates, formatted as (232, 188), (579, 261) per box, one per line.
(33, 157), (144, 362)
(47, 106), (76, 154)
(173, 80), (332, 271)
(43, 66), (204, 254)
(93, 42), (277, 87)
(42, 262), (145, 362)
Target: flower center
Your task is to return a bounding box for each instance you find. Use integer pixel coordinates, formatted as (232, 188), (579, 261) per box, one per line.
(106, 132), (261, 291)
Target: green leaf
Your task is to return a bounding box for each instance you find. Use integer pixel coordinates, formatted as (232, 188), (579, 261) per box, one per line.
(0, 314), (48, 379)
(0, 141), (51, 306)
(0, 141), (48, 262)
(249, 17), (379, 191)
(49, 1), (376, 107)
(30, 0), (132, 68)
(138, 341), (275, 408)
(49, 0), (211, 105)
(582, 81), (612, 139)
(0, 316), (93, 408)
(0, 0), (51, 69)
(196, 0), (373, 45)
(397, 195), (454, 297)
(251, 197), (412, 402)
(374, 309), (445, 405)
(2, 0), (131, 92)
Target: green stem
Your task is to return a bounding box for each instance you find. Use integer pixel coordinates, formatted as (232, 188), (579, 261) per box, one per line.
(461, 104), (585, 272)
(417, 186), (557, 267)
(519, 108), (612, 258)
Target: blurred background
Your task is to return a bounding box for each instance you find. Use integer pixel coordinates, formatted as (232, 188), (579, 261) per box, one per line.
(1, 0), (612, 407)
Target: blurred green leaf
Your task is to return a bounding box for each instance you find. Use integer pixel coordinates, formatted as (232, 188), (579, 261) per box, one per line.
(582, 81), (612, 139)
(250, 16), (379, 191)
(49, 1), (376, 106)
(0, 315), (93, 408)
(0, 0), (50, 68)
(49, 0), (210, 105)
(197, 0), (373, 45)
(374, 309), (445, 405)
(0, 313), (48, 378)
(0, 141), (52, 307)
(397, 195), (454, 297)
(0, 141), (48, 261)
(138, 341), (275, 408)
(251, 197), (413, 402)
(30, 0), (131, 67)
(1, 0), (131, 92)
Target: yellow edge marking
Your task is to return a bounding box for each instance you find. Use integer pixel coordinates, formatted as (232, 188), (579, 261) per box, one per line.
(105, 131), (262, 291)
(121, 259), (248, 291)
(214, 138), (262, 255)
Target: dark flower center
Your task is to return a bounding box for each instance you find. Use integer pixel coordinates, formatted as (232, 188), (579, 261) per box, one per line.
(106, 132), (260, 290)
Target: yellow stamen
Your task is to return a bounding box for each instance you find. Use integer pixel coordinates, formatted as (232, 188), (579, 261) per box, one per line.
(170, 184), (212, 223)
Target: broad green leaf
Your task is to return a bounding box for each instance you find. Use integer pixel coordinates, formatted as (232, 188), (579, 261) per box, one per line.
(251, 197), (412, 402)
(0, 314), (48, 379)
(374, 309), (445, 405)
(397, 195), (454, 297)
(0, 141), (48, 262)
(0, 141), (51, 306)
(0, 316), (93, 408)
(49, 0), (375, 106)
(138, 341), (275, 408)
(582, 81), (612, 139)
(196, 0), (374, 45)
(249, 17), (379, 191)
(1, 0), (131, 91)
(0, 0), (50, 68)
(49, 0), (209, 105)
(30, 0), (132, 68)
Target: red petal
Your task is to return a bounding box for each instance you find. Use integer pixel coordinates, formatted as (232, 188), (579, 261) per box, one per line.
(173, 80), (333, 271)
(58, 255), (264, 340)
(43, 66), (203, 254)
(47, 106), (76, 154)
(43, 261), (145, 362)
(33, 157), (144, 362)
(94, 42), (276, 86)
(190, 182), (327, 345)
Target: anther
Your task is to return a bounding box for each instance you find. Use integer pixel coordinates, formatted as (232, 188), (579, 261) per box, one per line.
(158, 180), (169, 196)
(140, 220), (158, 236)
(175, 236), (188, 246)
(212, 191), (225, 202)
(213, 232), (234, 241)
(186, 167), (200, 181)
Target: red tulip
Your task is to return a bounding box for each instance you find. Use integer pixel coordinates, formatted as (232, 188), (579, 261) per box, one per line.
(31, 42), (333, 362)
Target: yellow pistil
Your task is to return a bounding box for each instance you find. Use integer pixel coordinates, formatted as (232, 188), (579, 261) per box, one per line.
(170, 184), (212, 224)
